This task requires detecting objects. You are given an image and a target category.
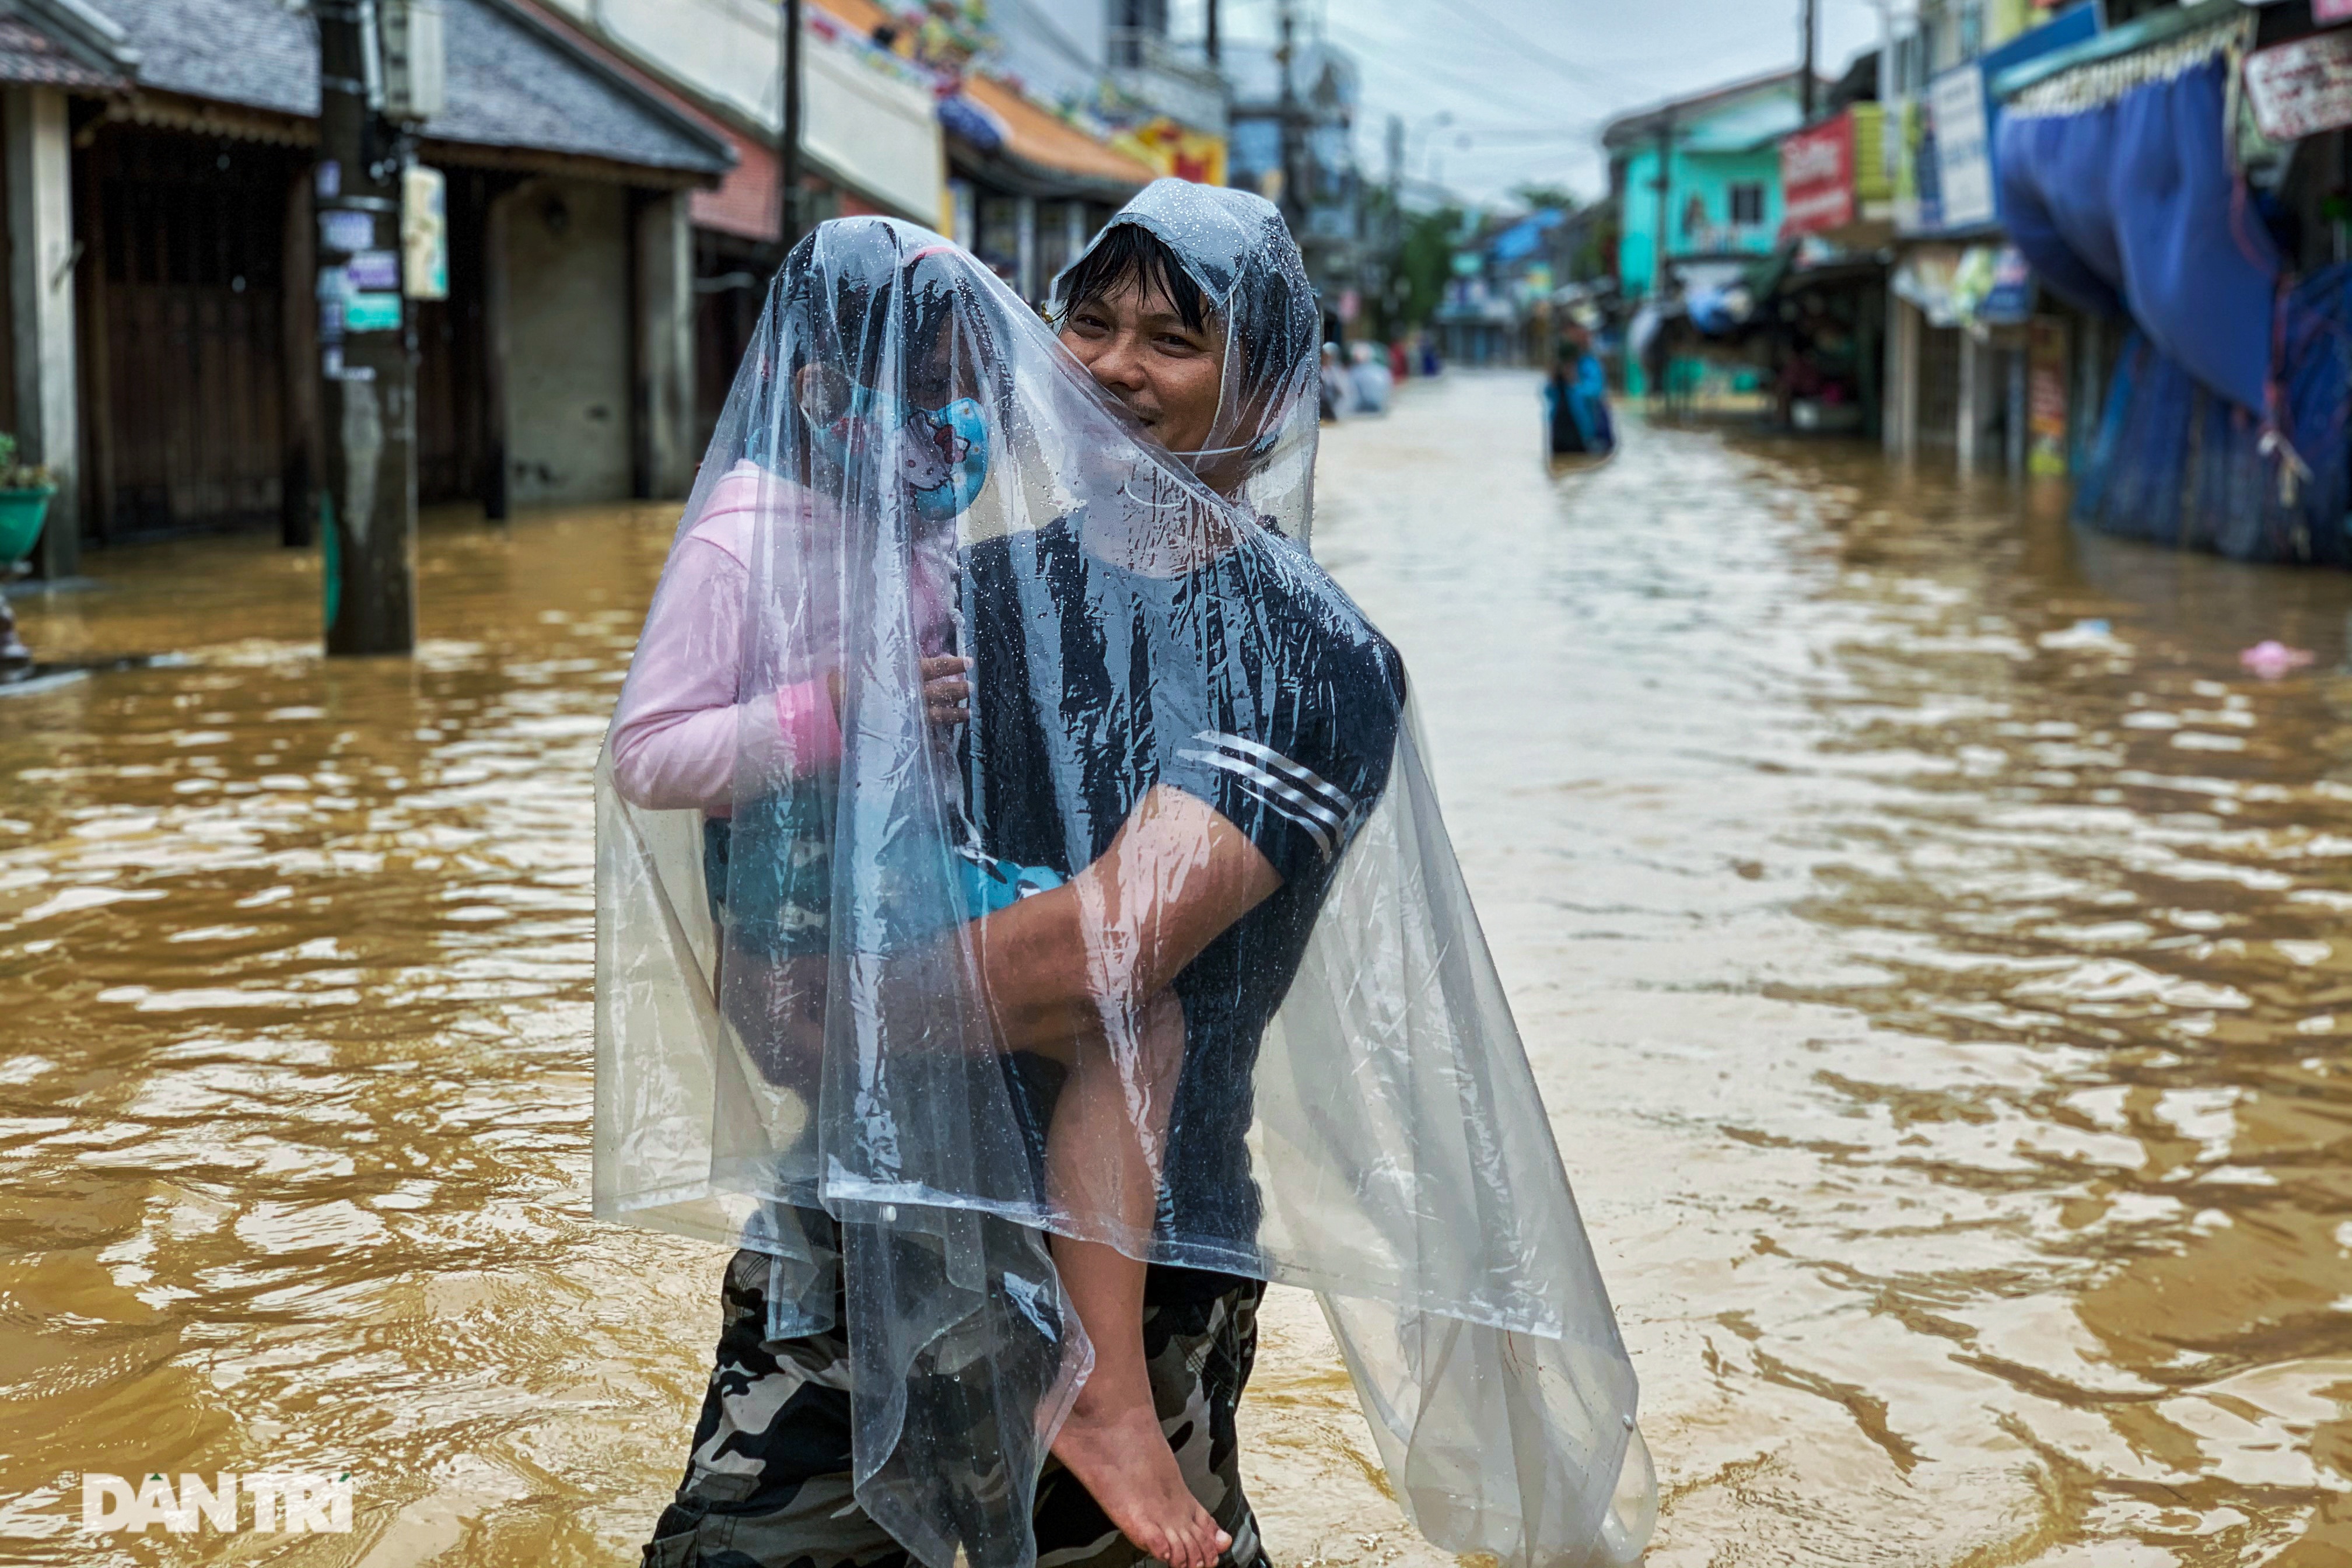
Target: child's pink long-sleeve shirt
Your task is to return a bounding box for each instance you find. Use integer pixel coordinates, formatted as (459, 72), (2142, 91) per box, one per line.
(607, 463), (956, 815)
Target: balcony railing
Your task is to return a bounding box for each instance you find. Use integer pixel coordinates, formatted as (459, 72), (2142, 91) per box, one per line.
(1105, 28), (1228, 133)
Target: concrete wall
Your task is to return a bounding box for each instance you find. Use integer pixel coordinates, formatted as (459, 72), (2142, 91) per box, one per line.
(998, 0), (1110, 110)
(503, 175), (632, 507)
(540, 0), (944, 225)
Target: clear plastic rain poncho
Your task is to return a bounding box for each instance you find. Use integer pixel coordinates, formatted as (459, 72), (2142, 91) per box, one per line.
(596, 187), (1655, 1568)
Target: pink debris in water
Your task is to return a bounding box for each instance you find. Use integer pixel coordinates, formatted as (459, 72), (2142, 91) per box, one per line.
(2239, 640), (2316, 679)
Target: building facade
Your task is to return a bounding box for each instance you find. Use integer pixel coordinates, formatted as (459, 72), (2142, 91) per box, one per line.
(0, 0), (731, 582)
(1604, 72), (1815, 304)
(524, 0), (948, 443)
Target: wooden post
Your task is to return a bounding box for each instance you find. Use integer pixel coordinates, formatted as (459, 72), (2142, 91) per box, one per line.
(2004, 342), (2027, 479)
(281, 162), (318, 547)
(1957, 329), (2000, 473)
(633, 189), (692, 500)
(1651, 117), (1672, 304)
(1885, 293), (1920, 458)
(316, 0), (418, 654)
(72, 120), (113, 548)
(5, 86), (81, 579)
(482, 182), (511, 520)
(1957, 329), (1979, 470)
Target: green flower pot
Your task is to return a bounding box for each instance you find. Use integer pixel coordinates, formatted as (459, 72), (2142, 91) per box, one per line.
(0, 485), (54, 568)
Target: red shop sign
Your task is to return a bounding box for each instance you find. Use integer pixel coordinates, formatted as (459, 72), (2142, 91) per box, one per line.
(1780, 113), (1856, 238)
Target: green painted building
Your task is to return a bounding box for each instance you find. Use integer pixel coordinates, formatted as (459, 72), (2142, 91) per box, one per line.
(1603, 69), (1818, 303)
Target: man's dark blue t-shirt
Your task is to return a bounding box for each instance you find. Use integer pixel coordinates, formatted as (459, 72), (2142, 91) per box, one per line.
(961, 516), (1406, 1300)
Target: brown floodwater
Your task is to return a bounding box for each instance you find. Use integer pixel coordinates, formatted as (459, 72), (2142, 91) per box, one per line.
(7, 370), (2352, 1566)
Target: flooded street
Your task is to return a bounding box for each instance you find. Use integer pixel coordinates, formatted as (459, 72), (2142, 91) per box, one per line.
(9, 367), (2352, 1564)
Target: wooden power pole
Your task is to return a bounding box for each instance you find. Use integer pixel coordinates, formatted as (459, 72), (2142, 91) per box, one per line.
(315, 0), (417, 656)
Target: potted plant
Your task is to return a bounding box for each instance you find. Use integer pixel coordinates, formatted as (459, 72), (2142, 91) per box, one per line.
(0, 432), (55, 572)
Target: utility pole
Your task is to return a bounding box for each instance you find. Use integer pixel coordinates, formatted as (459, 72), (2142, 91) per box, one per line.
(1382, 113), (1403, 338)
(1205, 0), (1219, 66)
(1800, 0), (1819, 120)
(778, 0), (803, 259)
(1275, 0), (1301, 236)
(315, 0), (417, 657)
(1651, 115), (1672, 300)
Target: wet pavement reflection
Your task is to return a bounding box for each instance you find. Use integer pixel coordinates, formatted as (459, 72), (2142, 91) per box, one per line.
(10, 370), (2352, 1564)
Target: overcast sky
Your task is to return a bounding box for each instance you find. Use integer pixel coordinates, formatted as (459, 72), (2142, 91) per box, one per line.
(1169, 0), (1884, 209)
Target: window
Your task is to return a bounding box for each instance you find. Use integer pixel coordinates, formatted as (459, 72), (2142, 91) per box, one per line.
(1108, 0), (1168, 66)
(1729, 183), (1765, 228)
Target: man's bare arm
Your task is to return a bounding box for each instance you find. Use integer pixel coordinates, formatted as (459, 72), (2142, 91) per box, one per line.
(972, 785), (1280, 1053)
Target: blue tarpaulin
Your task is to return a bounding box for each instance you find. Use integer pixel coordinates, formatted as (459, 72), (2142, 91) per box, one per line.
(1996, 52), (2274, 414)
(1992, 20), (2352, 564)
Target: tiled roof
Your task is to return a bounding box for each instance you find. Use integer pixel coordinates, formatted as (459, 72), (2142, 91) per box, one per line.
(435, 0), (726, 171)
(88, 0), (729, 175)
(0, 9), (123, 88)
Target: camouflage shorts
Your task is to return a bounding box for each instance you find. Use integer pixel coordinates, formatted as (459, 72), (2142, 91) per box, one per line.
(642, 1245), (1271, 1568)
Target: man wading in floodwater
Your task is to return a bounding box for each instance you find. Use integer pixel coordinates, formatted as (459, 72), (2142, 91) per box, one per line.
(599, 180), (1653, 1568)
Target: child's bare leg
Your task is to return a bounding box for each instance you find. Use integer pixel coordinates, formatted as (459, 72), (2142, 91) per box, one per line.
(1046, 995), (1228, 1568)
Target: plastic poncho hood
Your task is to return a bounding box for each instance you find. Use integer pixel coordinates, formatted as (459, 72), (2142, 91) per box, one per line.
(1052, 180), (1322, 544)
(596, 214), (1654, 1568)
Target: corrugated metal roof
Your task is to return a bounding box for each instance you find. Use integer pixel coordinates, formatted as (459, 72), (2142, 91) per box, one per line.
(88, 0), (729, 174)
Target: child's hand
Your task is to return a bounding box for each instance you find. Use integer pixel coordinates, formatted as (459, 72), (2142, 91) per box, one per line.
(922, 655), (972, 729)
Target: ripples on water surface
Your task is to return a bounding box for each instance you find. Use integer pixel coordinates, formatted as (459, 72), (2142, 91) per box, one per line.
(9, 373), (2352, 1564)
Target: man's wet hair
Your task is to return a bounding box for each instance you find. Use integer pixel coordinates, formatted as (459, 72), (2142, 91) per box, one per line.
(1055, 221), (1214, 338)
(1055, 220), (1311, 410)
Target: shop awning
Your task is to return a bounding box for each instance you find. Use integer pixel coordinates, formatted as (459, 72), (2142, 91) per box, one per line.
(954, 72), (1156, 196)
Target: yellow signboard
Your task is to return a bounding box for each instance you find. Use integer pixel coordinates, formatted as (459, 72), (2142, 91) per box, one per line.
(1111, 118), (1228, 188)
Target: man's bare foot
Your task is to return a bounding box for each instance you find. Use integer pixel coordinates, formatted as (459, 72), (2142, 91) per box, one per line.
(1051, 1393), (1230, 1568)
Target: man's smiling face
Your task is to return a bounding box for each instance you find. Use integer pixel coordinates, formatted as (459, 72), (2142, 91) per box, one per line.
(1056, 278), (1227, 464)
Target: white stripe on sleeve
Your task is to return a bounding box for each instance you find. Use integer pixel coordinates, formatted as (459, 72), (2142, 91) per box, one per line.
(1193, 730), (1355, 821)
(1175, 748), (1340, 858)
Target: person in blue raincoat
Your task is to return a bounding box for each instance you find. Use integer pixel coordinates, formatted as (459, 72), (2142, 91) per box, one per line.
(1543, 324), (1614, 458)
